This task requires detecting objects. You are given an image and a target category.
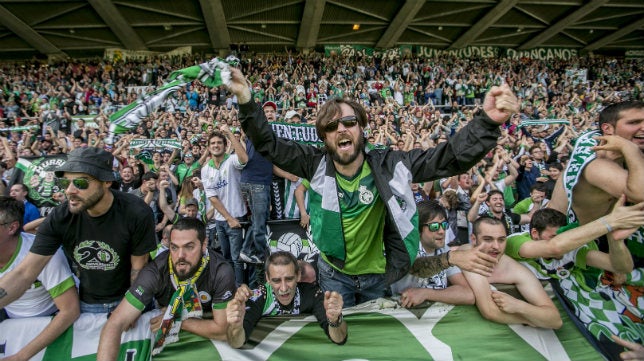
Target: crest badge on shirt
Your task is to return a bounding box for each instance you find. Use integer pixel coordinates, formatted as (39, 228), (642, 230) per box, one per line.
(359, 185), (374, 204)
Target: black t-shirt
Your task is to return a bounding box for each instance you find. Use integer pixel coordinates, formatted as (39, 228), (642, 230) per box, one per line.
(242, 282), (334, 343)
(32, 190), (156, 304)
(125, 251), (235, 311)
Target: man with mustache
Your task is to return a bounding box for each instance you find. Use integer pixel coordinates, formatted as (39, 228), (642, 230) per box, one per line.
(225, 251), (346, 348)
(0, 147), (157, 314)
(226, 68), (517, 307)
(97, 218), (236, 360)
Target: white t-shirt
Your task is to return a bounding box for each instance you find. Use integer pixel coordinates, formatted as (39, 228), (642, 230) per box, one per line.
(202, 154), (247, 221)
(1, 233), (75, 318)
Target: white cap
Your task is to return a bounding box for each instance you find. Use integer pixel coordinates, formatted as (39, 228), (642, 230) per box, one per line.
(285, 110), (300, 120)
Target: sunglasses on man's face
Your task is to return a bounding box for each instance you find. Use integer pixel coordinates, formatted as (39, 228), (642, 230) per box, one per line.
(425, 221), (449, 232)
(324, 116), (358, 133)
(57, 177), (93, 190)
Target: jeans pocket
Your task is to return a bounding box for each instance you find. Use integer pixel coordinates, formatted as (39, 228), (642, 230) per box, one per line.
(251, 184), (266, 192)
(318, 258), (335, 279)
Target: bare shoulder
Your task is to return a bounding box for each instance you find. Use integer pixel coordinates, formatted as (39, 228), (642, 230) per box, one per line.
(488, 255), (522, 284)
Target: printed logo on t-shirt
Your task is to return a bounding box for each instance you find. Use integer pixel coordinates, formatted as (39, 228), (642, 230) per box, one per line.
(358, 185), (374, 204)
(73, 240), (120, 271)
(199, 291), (211, 303)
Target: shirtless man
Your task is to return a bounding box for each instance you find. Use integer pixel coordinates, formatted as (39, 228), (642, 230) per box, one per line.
(549, 101), (644, 224)
(548, 101), (644, 357)
(463, 216), (562, 329)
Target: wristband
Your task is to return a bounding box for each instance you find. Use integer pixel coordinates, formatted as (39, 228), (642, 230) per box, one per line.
(600, 217), (613, 233)
(328, 313), (343, 328)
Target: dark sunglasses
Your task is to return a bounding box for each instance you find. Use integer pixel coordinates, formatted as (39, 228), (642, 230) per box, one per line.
(425, 221), (449, 232)
(324, 116), (358, 133)
(57, 177), (93, 190)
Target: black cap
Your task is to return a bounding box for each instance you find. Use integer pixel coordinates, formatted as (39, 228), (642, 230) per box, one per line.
(185, 198), (199, 207)
(54, 147), (115, 181)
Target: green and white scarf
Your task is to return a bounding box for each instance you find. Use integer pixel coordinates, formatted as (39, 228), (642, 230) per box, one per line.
(0, 125), (39, 132)
(129, 138), (182, 150)
(152, 253), (209, 356)
(519, 119), (570, 128)
(261, 283), (301, 316)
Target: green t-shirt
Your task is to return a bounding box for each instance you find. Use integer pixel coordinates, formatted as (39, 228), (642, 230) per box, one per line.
(506, 231), (591, 281)
(322, 162), (386, 275)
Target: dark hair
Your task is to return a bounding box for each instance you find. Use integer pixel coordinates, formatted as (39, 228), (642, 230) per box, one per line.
(141, 171), (158, 181)
(487, 189), (504, 200)
(315, 97), (367, 140)
(265, 251), (300, 278)
(11, 183), (29, 193)
(529, 145), (542, 155)
(547, 162), (563, 171)
(529, 208), (567, 234)
(171, 217), (206, 244)
(417, 200), (447, 232)
(472, 216), (506, 236)
(530, 183), (546, 193)
(0, 195), (24, 229)
(208, 130), (227, 148)
(599, 101), (644, 130)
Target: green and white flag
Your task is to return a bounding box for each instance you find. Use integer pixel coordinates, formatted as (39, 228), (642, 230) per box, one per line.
(106, 56), (238, 144)
(0, 296), (604, 360)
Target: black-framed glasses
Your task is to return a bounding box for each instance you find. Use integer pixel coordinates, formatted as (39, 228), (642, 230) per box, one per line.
(0, 220), (16, 227)
(324, 116), (358, 133)
(425, 221), (449, 232)
(57, 177), (93, 190)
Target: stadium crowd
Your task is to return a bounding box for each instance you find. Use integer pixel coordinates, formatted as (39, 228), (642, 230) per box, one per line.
(0, 51), (642, 361)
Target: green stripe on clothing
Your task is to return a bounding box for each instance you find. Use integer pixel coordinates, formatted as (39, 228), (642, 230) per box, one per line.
(125, 290), (146, 311)
(48, 277), (75, 299)
(212, 301), (229, 310)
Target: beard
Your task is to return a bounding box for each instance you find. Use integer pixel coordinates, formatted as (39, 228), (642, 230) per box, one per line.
(328, 135), (365, 166)
(173, 258), (200, 281)
(68, 186), (105, 214)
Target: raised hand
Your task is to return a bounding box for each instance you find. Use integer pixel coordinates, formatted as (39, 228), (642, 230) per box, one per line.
(482, 83), (520, 124)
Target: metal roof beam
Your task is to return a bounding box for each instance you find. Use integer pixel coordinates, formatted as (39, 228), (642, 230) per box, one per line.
(198, 0), (230, 51)
(87, 0), (147, 50)
(297, 0), (326, 49)
(449, 0), (519, 49)
(376, 0), (425, 48)
(0, 3), (66, 57)
(583, 17), (644, 51)
(519, 0), (608, 49)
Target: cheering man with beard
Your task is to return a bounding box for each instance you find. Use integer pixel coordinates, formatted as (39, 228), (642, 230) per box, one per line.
(97, 218), (236, 360)
(226, 68), (518, 307)
(0, 147), (157, 314)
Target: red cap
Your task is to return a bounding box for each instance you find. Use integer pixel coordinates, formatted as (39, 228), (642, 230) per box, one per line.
(262, 101), (277, 111)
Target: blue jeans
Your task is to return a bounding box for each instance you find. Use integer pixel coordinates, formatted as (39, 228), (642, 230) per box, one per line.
(215, 218), (246, 286)
(317, 257), (386, 307)
(80, 300), (120, 314)
(240, 182), (270, 260)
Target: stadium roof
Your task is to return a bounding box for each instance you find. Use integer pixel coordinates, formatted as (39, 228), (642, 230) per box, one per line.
(0, 0), (642, 60)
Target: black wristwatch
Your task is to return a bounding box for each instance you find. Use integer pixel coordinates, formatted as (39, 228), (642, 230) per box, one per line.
(328, 313), (343, 328)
